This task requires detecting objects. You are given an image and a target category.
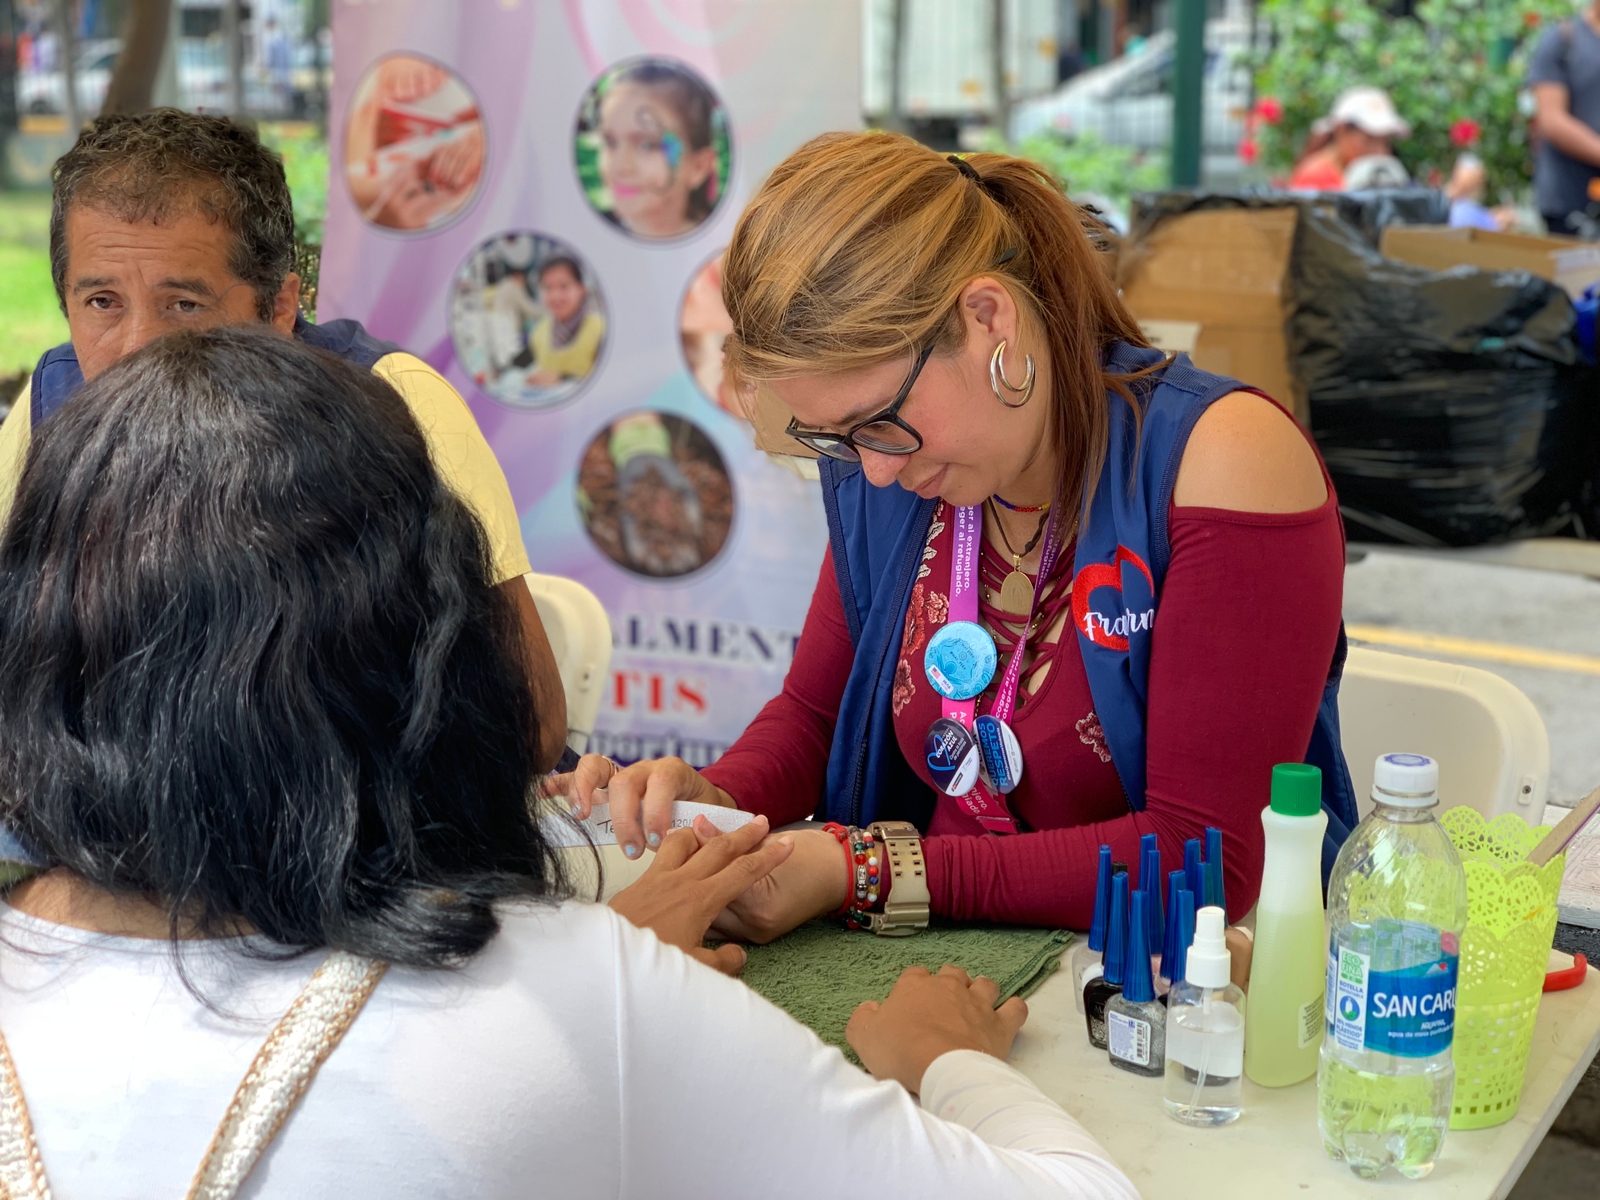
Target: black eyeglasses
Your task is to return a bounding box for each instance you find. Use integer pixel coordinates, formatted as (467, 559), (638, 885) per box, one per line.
(786, 343), (934, 463)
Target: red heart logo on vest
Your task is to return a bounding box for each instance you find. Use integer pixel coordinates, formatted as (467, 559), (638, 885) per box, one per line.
(1071, 546), (1155, 652)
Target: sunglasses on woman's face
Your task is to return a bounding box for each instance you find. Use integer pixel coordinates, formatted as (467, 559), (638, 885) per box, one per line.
(786, 344), (934, 463)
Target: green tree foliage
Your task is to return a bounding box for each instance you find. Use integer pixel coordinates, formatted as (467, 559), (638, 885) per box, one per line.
(980, 130), (1167, 217)
(1252, 0), (1576, 194)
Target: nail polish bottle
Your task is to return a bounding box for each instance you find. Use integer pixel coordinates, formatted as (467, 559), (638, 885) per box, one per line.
(1072, 845), (1113, 1015)
(1205, 825), (1228, 920)
(1184, 837), (1205, 905)
(1139, 835), (1165, 989)
(1159, 871), (1185, 991)
(1084, 868), (1128, 1049)
(1107, 889), (1166, 1077)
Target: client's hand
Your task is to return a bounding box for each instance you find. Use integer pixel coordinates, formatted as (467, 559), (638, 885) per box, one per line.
(608, 814), (792, 976)
(706, 827), (850, 945)
(846, 965), (1029, 1095)
(562, 755), (736, 859)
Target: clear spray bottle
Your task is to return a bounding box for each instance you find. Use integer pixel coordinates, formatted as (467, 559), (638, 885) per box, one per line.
(1164, 905), (1246, 1126)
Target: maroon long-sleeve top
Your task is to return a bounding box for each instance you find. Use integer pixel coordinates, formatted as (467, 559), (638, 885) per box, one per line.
(702, 470), (1344, 929)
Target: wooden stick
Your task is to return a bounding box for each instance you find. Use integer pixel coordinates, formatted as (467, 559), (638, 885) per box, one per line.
(1529, 784), (1600, 867)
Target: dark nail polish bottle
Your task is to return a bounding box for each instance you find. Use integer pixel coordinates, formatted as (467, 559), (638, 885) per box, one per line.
(1084, 867), (1128, 1049)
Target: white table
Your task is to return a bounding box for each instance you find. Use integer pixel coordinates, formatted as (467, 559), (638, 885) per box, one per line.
(1009, 965), (1600, 1199)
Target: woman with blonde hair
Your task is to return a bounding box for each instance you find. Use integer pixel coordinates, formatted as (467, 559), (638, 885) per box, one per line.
(567, 132), (1354, 940)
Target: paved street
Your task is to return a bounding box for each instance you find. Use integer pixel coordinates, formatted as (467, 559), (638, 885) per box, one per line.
(1343, 545), (1600, 806)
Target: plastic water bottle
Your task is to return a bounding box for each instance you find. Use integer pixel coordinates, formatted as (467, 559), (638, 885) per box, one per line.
(1317, 754), (1468, 1181)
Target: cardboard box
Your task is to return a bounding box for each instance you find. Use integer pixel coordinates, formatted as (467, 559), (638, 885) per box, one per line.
(1118, 206), (1306, 423)
(1379, 225), (1600, 301)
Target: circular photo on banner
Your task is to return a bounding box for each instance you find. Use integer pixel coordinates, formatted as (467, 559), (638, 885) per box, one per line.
(449, 233), (608, 410)
(574, 57), (731, 241)
(344, 53), (484, 232)
(679, 250), (747, 420)
(576, 411), (733, 578)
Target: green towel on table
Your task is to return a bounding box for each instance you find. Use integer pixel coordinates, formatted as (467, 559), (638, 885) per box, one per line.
(740, 920), (1073, 1065)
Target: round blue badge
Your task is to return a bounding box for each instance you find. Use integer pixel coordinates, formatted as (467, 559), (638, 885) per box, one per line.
(923, 621), (997, 701)
(975, 714), (1024, 794)
(925, 717), (981, 796)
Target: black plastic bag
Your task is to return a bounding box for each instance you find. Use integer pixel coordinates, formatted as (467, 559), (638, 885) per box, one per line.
(1129, 192), (1596, 546)
(1291, 201), (1591, 546)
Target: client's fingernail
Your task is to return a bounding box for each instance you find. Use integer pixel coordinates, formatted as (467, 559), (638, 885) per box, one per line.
(647, 832), (661, 848)
(623, 843), (639, 858)
(777, 834), (795, 847)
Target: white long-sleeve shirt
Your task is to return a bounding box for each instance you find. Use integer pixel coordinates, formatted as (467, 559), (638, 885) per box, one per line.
(0, 901), (1137, 1199)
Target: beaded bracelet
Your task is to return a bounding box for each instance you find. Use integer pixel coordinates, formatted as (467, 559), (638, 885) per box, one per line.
(822, 822), (883, 930)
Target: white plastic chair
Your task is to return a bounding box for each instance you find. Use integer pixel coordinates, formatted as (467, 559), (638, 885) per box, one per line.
(523, 573), (611, 755)
(1338, 646), (1549, 821)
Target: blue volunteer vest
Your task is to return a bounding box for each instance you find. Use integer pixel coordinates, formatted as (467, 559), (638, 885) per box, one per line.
(29, 316), (397, 427)
(819, 342), (1358, 882)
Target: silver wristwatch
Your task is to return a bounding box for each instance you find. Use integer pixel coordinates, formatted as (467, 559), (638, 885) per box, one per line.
(866, 821), (930, 936)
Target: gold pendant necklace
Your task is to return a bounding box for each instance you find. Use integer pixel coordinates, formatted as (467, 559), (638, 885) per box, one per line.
(988, 498), (1050, 614)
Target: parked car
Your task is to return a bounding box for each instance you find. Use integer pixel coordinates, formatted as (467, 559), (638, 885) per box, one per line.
(18, 39), (120, 114)
(1009, 21), (1255, 156)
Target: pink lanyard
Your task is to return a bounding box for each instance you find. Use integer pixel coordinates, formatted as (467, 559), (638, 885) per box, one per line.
(941, 504), (1064, 833)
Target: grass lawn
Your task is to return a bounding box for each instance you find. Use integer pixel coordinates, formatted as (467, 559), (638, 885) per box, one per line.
(0, 191), (67, 382)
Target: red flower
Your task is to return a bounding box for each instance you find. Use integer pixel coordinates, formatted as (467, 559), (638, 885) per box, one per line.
(1525, 11), (1542, 28)
(1450, 118), (1481, 148)
(1254, 96), (1284, 125)
(1238, 136), (1260, 165)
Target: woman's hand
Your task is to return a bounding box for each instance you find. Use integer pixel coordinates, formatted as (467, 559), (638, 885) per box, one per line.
(706, 827), (850, 944)
(608, 814), (793, 976)
(376, 56), (448, 105)
(559, 754), (736, 859)
(426, 123), (484, 191)
(846, 965), (1029, 1094)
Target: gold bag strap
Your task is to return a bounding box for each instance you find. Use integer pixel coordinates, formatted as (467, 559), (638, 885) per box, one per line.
(0, 950), (387, 1200)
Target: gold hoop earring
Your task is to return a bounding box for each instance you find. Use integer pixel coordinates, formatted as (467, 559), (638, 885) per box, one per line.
(989, 340), (1035, 408)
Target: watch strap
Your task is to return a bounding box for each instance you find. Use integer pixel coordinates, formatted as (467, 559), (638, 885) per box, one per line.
(866, 821), (929, 936)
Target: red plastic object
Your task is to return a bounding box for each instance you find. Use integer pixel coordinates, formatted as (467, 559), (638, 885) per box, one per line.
(1543, 953), (1589, 993)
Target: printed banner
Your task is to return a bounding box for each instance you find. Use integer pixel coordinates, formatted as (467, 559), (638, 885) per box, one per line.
(323, 1), (862, 764)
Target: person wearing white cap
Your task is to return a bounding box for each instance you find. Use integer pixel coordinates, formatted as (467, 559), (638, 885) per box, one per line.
(1287, 87), (1412, 192)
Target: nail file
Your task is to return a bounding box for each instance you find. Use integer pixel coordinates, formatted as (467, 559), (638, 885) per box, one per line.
(1528, 783), (1600, 868)
(542, 798), (754, 849)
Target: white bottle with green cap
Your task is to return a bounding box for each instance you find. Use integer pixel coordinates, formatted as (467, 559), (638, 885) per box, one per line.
(1244, 762), (1327, 1087)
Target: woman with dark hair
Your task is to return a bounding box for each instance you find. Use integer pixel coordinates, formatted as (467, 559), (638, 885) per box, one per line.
(0, 327), (1134, 1197)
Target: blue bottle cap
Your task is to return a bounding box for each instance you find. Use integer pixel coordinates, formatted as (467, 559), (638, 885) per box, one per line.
(923, 621), (997, 701)
(1160, 869), (1186, 981)
(974, 713), (1023, 793)
(1088, 845), (1113, 953)
(1104, 871), (1129, 987)
(1124, 890), (1155, 1004)
(1144, 843), (1165, 954)
(1205, 826), (1227, 920)
(924, 716), (980, 796)
(1184, 837), (1204, 904)
(1169, 889), (1196, 985)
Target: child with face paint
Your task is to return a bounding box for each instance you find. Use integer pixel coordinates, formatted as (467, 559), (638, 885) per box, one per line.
(593, 60), (722, 240)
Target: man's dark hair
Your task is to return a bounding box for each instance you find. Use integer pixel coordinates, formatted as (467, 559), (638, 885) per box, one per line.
(0, 327), (566, 967)
(50, 109), (297, 322)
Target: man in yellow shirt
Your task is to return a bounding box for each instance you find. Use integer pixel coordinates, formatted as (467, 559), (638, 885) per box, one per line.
(0, 109), (568, 768)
